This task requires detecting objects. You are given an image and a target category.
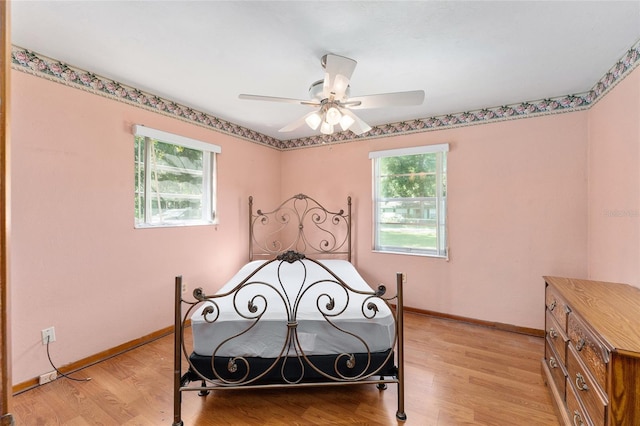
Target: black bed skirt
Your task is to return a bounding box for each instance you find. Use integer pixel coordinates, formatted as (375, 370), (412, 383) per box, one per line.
(187, 349), (396, 385)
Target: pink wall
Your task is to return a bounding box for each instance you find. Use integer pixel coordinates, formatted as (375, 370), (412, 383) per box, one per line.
(10, 72), (281, 384)
(10, 63), (639, 386)
(281, 113), (589, 330)
(587, 67), (640, 286)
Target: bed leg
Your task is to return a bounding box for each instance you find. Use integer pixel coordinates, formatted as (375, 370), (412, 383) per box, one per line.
(198, 380), (210, 397)
(376, 383), (387, 390)
(395, 272), (407, 421)
(173, 276), (184, 426)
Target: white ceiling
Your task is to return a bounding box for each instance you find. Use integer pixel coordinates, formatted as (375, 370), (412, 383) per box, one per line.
(10, 1), (640, 141)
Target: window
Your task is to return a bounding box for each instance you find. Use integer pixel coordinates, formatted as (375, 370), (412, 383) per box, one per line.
(370, 144), (448, 257)
(134, 125), (220, 228)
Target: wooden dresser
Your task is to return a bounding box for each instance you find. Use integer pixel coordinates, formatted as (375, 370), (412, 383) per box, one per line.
(542, 276), (640, 426)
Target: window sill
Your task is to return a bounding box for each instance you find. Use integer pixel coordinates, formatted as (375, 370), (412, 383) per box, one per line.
(135, 220), (217, 229)
(372, 249), (448, 260)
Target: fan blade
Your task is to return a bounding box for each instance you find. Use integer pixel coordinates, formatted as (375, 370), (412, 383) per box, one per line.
(279, 110), (321, 133)
(323, 54), (357, 100)
(341, 109), (372, 135)
(347, 90), (425, 109)
(239, 94), (320, 106)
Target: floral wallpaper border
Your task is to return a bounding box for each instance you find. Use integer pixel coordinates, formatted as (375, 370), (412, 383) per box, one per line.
(11, 39), (640, 151)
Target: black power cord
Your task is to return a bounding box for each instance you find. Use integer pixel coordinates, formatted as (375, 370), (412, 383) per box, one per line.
(45, 335), (92, 383)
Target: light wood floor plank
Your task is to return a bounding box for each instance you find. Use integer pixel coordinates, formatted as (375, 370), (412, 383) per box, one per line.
(12, 313), (559, 425)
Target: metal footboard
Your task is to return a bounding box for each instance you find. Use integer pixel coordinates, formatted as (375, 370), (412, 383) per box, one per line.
(172, 256), (406, 425)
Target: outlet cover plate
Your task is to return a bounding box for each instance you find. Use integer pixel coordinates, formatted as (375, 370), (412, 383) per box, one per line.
(39, 371), (57, 385)
(41, 327), (56, 345)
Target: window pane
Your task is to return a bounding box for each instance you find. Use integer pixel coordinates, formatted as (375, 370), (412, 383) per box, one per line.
(134, 136), (145, 223)
(380, 154), (437, 198)
(149, 142), (204, 224)
(376, 199), (439, 251)
(153, 141), (203, 171)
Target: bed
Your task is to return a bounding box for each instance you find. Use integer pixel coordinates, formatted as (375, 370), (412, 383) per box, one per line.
(173, 194), (406, 425)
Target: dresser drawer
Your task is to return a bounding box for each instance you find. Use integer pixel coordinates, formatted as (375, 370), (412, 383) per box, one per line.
(546, 284), (568, 330)
(545, 337), (566, 398)
(546, 309), (568, 365)
(567, 345), (608, 425)
(566, 376), (594, 426)
(567, 313), (609, 389)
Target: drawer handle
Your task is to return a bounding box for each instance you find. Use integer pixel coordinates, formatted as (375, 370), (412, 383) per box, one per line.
(575, 373), (589, 391)
(573, 410), (584, 426)
(549, 357), (558, 369)
(548, 300), (557, 311)
(548, 328), (558, 339)
(576, 338), (586, 351)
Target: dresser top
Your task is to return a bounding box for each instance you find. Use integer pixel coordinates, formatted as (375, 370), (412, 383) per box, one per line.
(544, 276), (640, 355)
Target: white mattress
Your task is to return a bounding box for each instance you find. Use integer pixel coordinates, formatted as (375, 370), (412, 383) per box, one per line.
(191, 259), (395, 357)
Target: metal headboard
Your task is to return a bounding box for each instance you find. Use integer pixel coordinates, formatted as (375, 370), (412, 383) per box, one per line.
(249, 194), (352, 262)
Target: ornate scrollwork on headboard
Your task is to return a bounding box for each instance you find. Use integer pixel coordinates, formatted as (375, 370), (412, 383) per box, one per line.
(249, 194), (352, 261)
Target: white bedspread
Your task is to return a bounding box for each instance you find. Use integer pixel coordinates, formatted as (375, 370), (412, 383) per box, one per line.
(191, 259), (395, 357)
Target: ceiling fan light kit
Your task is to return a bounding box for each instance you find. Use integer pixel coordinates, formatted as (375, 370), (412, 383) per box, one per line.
(339, 114), (355, 131)
(325, 106), (342, 125)
(239, 53), (425, 137)
(320, 121), (333, 135)
(304, 111), (322, 130)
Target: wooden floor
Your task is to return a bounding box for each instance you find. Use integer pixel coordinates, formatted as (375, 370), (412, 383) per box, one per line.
(11, 313), (559, 425)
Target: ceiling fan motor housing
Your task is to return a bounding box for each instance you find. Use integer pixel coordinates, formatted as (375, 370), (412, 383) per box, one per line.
(308, 79), (350, 101)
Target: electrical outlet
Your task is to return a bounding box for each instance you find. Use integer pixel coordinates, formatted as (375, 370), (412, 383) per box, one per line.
(41, 327), (56, 345)
(39, 371), (57, 385)
(182, 281), (187, 293)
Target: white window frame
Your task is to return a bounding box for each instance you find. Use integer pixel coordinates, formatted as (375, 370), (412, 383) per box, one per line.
(370, 143), (448, 258)
(134, 125), (220, 228)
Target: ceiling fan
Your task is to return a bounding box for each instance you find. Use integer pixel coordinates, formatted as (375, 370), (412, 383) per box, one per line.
(239, 54), (425, 136)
